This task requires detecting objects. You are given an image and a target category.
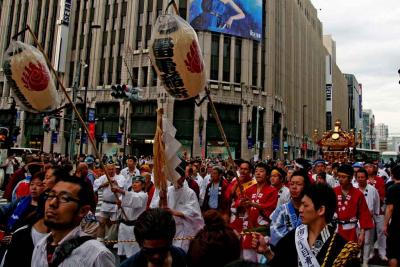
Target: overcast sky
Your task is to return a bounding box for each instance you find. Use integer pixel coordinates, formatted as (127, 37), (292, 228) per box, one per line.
(310, 0), (400, 135)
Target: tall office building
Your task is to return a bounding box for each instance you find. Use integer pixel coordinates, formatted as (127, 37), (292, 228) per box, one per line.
(362, 109), (376, 149)
(0, 0), (327, 160)
(375, 122), (389, 152)
(344, 73), (363, 133)
(323, 35), (348, 131)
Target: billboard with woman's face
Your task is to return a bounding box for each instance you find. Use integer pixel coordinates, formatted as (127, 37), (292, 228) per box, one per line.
(189, 0), (263, 41)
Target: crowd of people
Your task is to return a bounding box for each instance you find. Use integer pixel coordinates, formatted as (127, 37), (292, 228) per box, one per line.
(0, 151), (399, 267)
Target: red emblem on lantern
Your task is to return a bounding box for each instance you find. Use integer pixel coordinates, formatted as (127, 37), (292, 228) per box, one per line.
(22, 62), (50, 91)
(185, 40), (204, 73)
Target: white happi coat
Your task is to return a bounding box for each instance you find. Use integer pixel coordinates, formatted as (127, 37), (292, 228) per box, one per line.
(150, 181), (204, 252)
(354, 183), (380, 216)
(93, 174), (125, 213)
(117, 190), (148, 257)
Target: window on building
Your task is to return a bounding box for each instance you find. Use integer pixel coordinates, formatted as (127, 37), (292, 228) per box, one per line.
(21, 1), (29, 42)
(111, 30), (116, 45)
(113, 2), (118, 18)
(116, 57), (122, 84)
(108, 57), (114, 84)
(223, 37), (231, 82)
(99, 58), (105, 85)
(145, 25), (152, 48)
(132, 68), (139, 87)
(150, 67), (158, 86)
(234, 39), (242, 83)
(210, 35), (219, 80)
(121, 1), (127, 17)
(105, 4), (110, 19)
(119, 29), (125, 44)
(102, 31), (108, 46)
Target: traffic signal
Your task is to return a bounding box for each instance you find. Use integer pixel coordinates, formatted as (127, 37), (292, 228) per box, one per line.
(111, 84), (125, 98)
(0, 127), (8, 142)
(43, 116), (50, 132)
(111, 84), (141, 102)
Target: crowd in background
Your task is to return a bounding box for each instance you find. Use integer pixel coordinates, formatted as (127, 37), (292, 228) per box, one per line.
(0, 151), (399, 267)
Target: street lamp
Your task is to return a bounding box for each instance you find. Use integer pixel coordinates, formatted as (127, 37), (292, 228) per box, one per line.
(69, 61), (88, 161)
(302, 104), (307, 158)
(79, 24), (101, 155)
(255, 106), (264, 159)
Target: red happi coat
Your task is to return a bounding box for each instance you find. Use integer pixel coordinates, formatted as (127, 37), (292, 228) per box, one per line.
(242, 183), (278, 248)
(334, 186), (374, 242)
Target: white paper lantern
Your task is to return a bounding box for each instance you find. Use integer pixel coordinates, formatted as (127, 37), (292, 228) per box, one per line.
(3, 41), (60, 113)
(149, 14), (206, 100)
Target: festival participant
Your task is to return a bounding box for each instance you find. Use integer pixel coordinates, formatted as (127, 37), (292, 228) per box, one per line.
(316, 172), (327, 185)
(2, 193), (49, 267)
(227, 161), (257, 232)
(142, 172), (155, 209)
(93, 161), (125, 241)
(120, 208), (187, 267)
(240, 162), (277, 262)
(121, 156), (140, 190)
(111, 175), (148, 261)
(84, 156), (98, 185)
(270, 167), (290, 206)
(365, 161), (387, 260)
(150, 175), (204, 252)
(269, 170), (310, 247)
(185, 166), (200, 199)
(334, 164), (373, 244)
(31, 176), (115, 266)
(3, 160), (42, 202)
(187, 210), (240, 267)
(312, 159), (336, 187)
(253, 184), (361, 266)
(202, 166), (230, 217)
(384, 164), (400, 267)
(0, 172), (46, 235)
(355, 168), (380, 267)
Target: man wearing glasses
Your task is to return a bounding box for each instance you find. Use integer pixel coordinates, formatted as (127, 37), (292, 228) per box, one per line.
(31, 176), (115, 266)
(334, 164), (373, 245)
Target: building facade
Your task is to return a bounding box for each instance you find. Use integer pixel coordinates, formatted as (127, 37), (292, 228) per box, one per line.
(0, 0), (327, 160)
(362, 109), (376, 149)
(344, 73), (363, 133)
(375, 122), (389, 152)
(323, 35), (348, 131)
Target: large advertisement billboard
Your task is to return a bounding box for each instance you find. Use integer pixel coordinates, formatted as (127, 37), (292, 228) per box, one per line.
(189, 0), (263, 41)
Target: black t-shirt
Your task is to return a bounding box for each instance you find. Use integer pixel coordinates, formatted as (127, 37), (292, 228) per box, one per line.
(386, 183), (400, 230)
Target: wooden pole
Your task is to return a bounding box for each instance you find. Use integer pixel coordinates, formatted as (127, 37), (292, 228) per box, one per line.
(24, 25), (128, 219)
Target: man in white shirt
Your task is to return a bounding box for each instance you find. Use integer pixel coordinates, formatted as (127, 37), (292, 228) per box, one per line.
(31, 176), (115, 266)
(120, 156), (140, 190)
(354, 168), (380, 267)
(312, 159), (336, 188)
(270, 167), (290, 207)
(150, 175), (204, 252)
(93, 161), (125, 241)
